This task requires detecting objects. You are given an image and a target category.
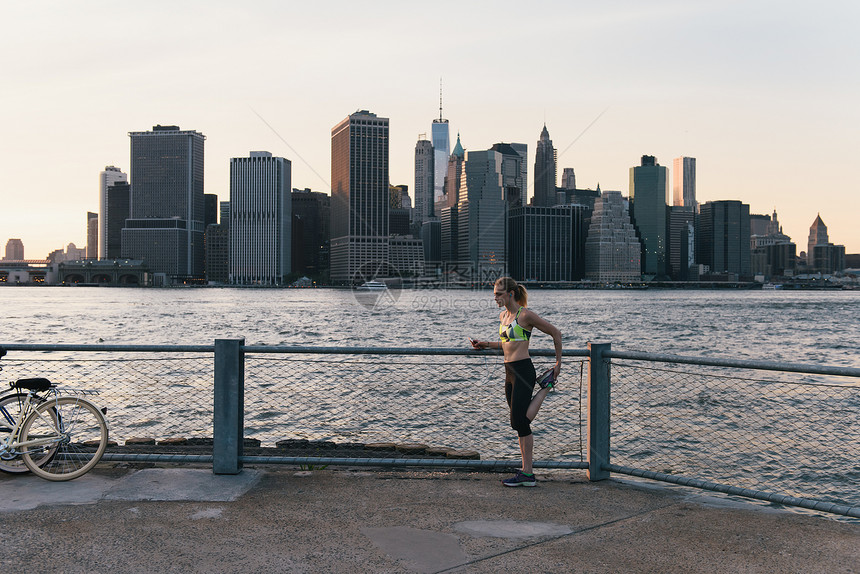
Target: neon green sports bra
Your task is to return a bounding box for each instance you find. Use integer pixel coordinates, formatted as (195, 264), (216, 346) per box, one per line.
(499, 307), (532, 342)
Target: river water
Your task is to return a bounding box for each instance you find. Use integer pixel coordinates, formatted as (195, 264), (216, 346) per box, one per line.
(2, 287), (859, 367)
(1, 287), (858, 509)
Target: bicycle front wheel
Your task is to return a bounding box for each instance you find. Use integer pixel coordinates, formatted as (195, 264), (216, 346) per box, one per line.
(0, 393), (58, 473)
(20, 396), (108, 481)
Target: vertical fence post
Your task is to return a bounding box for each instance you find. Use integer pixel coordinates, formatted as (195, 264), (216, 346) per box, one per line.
(587, 342), (611, 481)
(214, 338), (244, 474)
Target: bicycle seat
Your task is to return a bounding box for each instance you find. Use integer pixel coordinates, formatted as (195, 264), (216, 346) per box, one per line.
(14, 378), (54, 392)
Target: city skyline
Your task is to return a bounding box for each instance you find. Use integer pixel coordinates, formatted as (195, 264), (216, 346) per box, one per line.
(2, 1), (858, 257)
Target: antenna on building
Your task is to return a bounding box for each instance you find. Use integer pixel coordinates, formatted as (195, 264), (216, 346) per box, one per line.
(439, 77), (443, 121)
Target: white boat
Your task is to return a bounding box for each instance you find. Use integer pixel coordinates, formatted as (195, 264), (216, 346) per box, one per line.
(356, 281), (387, 291)
(761, 283), (783, 290)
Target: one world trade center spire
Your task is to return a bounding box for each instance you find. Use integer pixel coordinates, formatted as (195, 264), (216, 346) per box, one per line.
(431, 79), (450, 207)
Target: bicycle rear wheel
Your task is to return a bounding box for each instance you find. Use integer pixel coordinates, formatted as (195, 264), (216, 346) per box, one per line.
(20, 396), (108, 481)
(0, 393), (58, 473)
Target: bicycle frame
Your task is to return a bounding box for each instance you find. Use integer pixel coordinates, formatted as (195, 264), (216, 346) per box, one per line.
(0, 391), (64, 455)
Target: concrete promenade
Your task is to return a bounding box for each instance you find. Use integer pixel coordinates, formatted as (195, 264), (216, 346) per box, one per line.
(1, 464), (858, 573)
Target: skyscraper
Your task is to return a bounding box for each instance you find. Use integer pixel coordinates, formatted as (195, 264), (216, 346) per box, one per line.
(3, 238), (24, 261)
(292, 188), (331, 275)
(560, 168), (576, 190)
(629, 155), (669, 278)
(105, 181), (130, 259)
(806, 214), (845, 273)
(667, 207), (696, 280)
(533, 125), (557, 207)
(431, 85), (450, 202)
(458, 149), (507, 279)
(672, 157), (696, 211)
(807, 214), (828, 265)
(490, 143), (528, 208)
(86, 212), (98, 259)
(98, 166), (127, 259)
(584, 190), (641, 282)
(509, 204), (587, 281)
(204, 193), (218, 228)
(122, 125), (205, 281)
(414, 136), (434, 226)
(330, 110), (390, 283)
(441, 135), (465, 263)
(697, 200), (751, 279)
(229, 151), (291, 285)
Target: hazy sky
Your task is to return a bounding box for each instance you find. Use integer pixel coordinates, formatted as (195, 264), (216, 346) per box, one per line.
(2, 0), (858, 258)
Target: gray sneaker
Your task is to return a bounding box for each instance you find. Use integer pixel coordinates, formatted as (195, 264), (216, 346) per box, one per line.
(502, 471), (537, 487)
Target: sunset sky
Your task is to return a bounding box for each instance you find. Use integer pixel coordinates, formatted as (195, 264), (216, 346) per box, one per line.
(2, 0), (858, 259)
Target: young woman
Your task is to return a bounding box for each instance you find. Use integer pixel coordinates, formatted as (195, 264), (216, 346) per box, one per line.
(471, 277), (562, 487)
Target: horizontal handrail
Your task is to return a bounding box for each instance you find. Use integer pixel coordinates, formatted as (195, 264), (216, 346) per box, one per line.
(2, 343), (857, 377)
(243, 345), (588, 357)
(0, 343), (214, 353)
(604, 350), (860, 378)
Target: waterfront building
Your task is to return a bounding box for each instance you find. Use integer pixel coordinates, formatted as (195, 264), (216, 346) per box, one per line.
(229, 151), (291, 285)
(584, 190), (641, 282)
(3, 238), (24, 261)
(122, 125), (206, 281)
(458, 149), (508, 279)
(560, 167), (576, 190)
(750, 211), (797, 278)
(58, 259), (148, 286)
(98, 166), (127, 259)
(509, 204), (588, 282)
(414, 137), (434, 226)
(811, 244), (845, 274)
(629, 155), (669, 279)
(805, 214), (845, 274)
(86, 212), (98, 259)
(389, 235), (425, 277)
(697, 200), (751, 279)
(330, 110), (390, 283)
(533, 125), (557, 207)
(291, 188), (330, 276)
(431, 90), (450, 203)
(104, 181), (130, 260)
(751, 242), (796, 279)
(204, 224), (229, 283)
(672, 157), (696, 211)
(667, 207), (696, 280)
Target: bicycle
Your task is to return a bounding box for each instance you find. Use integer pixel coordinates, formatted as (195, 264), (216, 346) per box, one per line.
(0, 347), (109, 481)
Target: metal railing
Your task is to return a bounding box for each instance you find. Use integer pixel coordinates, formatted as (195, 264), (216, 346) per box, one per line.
(0, 341), (857, 518)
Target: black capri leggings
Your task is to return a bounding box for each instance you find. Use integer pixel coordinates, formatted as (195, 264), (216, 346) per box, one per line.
(504, 358), (536, 438)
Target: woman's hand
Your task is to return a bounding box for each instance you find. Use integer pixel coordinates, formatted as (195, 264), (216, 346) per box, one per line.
(470, 338), (488, 350)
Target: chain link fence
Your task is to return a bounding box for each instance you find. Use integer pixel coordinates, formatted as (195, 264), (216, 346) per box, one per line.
(0, 349), (585, 463)
(243, 353), (585, 461)
(0, 353), (213, 446)
(609, 360), (860, 508)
